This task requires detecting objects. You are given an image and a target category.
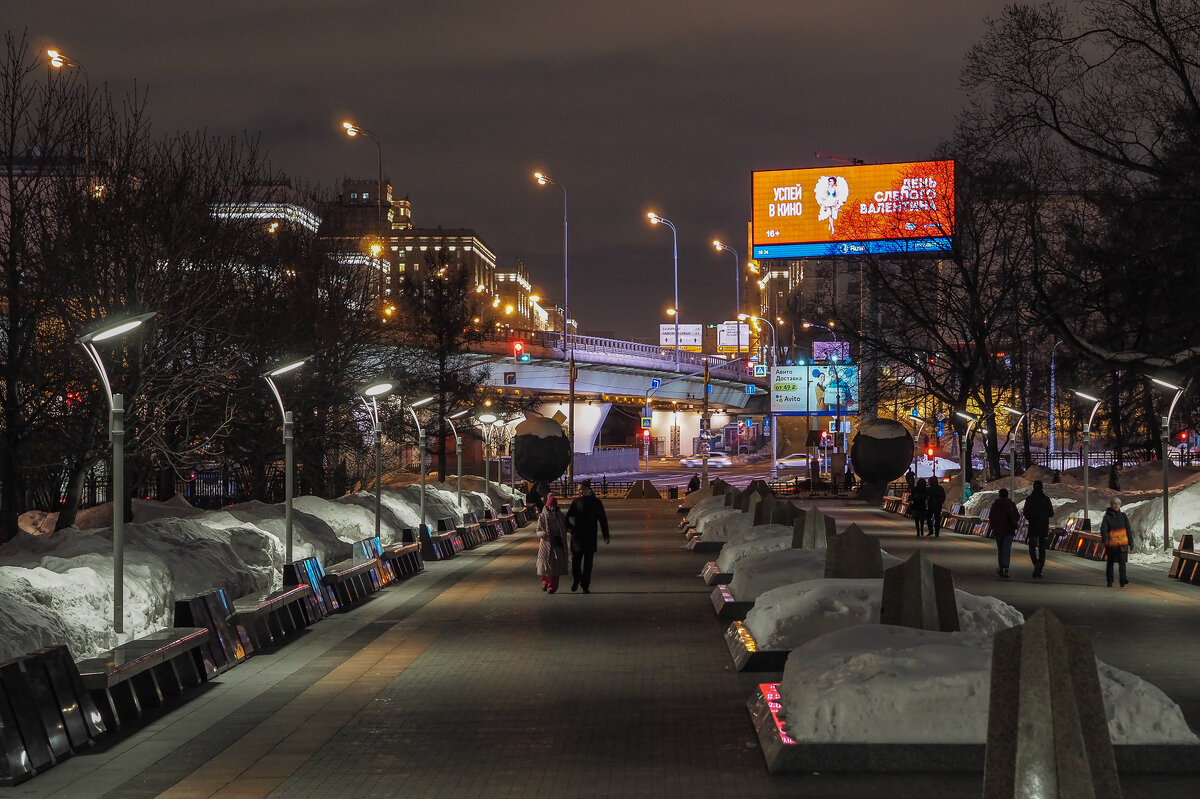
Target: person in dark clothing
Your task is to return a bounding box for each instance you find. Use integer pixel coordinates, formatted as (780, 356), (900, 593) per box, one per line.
(686, 473), (701, 495)
(524, 482), (546, 514)
(989, 488), (1021, 578)
(844, 468), (856, 491)
(565, 479), (610, 593)
(910, 478), (929, 536)
(1022, 480), (1055, 578)
(926, 478), (946, 537)
(1100, 497), (1131, 587)
(904, 469), (916, 492)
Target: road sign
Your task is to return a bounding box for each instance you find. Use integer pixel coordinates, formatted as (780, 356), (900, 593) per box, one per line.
(745, 385), (755, 395)
(911, 408), (920, 418)
(650, 378), (661, 389)
(936, 421), (945, 437)
(700, 441), (711, 453)
(700, 418), (710, 431)
(700, 430), (711, 440)
(762, 417), (772, 437)
(641, 417), (652, 429)
(753, 364), (767, 378)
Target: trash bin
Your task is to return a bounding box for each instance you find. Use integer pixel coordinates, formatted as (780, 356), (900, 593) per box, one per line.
(668, 487), (679, 499)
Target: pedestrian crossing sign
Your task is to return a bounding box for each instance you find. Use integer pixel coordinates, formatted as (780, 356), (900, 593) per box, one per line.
(641, 417), (652, 429)
(754, 364), (767, 378)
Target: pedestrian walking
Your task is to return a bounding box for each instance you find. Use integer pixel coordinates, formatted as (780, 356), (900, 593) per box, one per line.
(1022, 480), (1055, 578)
(904, 468), (916, 492)
(1100, 497), (1131, 588)
(989, 488), (1021, 578)
(535, 494), (568, 593)
(686, 473), (701, 495)
(926, 477), (946, 537)
(911, 478), (929, 536)
(564, 478), (610, 593)
(525, 481), (546, 514)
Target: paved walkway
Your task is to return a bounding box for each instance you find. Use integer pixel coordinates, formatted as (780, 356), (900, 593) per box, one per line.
(10, 499), (1200, 798)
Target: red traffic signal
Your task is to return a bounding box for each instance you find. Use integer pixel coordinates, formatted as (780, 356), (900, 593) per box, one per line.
(642, 428), (650, 438)
(926, 446), (935, 458)
(513, 341), (530, 363)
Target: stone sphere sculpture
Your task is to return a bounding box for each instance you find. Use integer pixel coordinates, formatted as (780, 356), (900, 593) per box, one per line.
(850, 418), (913, 504)
(513, 415), (571, 484)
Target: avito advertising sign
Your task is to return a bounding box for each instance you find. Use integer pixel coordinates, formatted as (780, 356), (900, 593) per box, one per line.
(771, 365), (860, 417)
(751, 160), (954, 259)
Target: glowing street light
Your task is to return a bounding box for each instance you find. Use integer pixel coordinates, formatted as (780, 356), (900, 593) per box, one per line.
(447, 410), (469, 510)
(342, 120), (385, 243)
(1072, 390), (1104, 528)
(648, 212), (680, 370)
(47, 47), (91, 178)
(713, 240), (742, 359)
(1149, 377), (1187, 550)
(358, 379), (396, 541)
(78, 311), (156, 633)
(478, 412), (498, 494)
(956, 411), (981, 503)
(263, 356), (311, 563)
(407, 396), (436, 529)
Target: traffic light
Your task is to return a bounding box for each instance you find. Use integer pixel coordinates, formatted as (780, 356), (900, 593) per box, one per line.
(513, 341), (530, 363)
(927, 446), (935, 459)
(642, 428), (651, 440)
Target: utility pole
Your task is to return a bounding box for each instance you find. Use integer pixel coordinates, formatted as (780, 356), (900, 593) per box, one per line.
(701, 361), (710, 488)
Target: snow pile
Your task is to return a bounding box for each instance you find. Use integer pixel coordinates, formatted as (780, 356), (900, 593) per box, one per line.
(777, 624), (1198, 745)
(690, 505), (743, 536)
(700, 511), (758, 543)
(0, 481), (516, 664)
(715, 525), (794, 572)
(728, 548), (905, 601)
(745, 578), (1021, 650)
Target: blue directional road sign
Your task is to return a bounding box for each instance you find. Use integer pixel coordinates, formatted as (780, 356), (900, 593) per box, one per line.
(746, 385), (755, 395)
(936, 421), (945, 437)
(650, 378), (661, 389)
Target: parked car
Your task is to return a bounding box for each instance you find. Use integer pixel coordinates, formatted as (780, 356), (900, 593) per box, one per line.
(680, 453), (732, 468)
(776, 452), (812, 469)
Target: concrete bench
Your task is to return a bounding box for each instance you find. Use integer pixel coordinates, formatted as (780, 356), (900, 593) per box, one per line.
(320, 556), (384, 610)
(284, 556), (334, 619)
(1052, 517), (1106, 560)
(75, 627), (211, 730)
(882, 493), (906, 514)
(174, 589), (247, 673)
(419, 522), (465, 561)
(1169, 534), (1200, 584)
(379, 541), (424, 580)
(0, 645), (107, 786)
(232, 584), (314, 651)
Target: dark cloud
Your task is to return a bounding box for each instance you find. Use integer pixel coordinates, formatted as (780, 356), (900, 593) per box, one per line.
(16, 0), (1009, 338)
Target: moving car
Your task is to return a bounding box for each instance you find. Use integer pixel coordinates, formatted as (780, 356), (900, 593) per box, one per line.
(680, 453), (732, 468)
(776, 452), (812, 469)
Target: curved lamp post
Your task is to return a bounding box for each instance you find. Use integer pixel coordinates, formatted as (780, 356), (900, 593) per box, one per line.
(407, 396), (436, 530)
(478, 412), (498, 494)
(1072, 391), (1103, 529)
(740, 313), (778, 479)
(48, 48), (90, 177)
(713, 240), (741, 360)
(647, 212), (680, 371)
(534, 171), (575, 483)
(263, 357), (311, 563)
(955, 412), (980, 504)
(447, 409), (469, 511)
(342, 120), (384, 235)
(1150, 377), (1187, 550)
(359, 379), (396, 541)
(79, 310), (156, 634)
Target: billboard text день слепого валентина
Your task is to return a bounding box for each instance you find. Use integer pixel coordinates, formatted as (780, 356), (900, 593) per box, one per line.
(751, 160), (954, 259)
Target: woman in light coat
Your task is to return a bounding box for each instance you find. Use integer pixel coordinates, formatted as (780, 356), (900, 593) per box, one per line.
(536, 494), (569, 593)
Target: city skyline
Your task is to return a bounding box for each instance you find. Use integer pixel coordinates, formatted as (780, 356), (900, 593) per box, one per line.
(13, 0), (1010, 338)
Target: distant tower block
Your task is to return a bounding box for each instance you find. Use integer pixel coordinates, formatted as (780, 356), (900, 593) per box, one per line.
(879, 552), (959, 632)
(984, 608), (1120, 798)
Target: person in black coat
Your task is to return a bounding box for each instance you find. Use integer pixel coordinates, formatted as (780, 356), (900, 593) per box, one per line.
(1100, 497), (1131, 587)
(1022, 480), (1055, 578)
(926, 478), (946, 538)
(989, 488), (1021, 578)
(686, 473), (701, 495)
(564, 479), (610, 593)
(524, 482), (546, 514)
(910, 478), (929, 536)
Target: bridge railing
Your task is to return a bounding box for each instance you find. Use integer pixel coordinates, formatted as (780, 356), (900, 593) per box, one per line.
(481, 327), (745, 376)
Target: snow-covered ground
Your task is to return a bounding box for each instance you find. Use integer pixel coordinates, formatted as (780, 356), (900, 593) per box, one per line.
(0, 476), (518, 664)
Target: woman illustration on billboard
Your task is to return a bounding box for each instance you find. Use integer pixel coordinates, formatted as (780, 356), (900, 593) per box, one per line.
(815, 175), (849, 235)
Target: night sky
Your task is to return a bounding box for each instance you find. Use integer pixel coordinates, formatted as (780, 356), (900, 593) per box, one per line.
(16, 1), (1009, 339)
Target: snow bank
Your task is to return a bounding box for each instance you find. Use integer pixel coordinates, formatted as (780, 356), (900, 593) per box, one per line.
(715, 526), (794, 572)
(745, 578), (1022, 650)
(0, 481), (517, 664)
(777, 624), (1197, 745)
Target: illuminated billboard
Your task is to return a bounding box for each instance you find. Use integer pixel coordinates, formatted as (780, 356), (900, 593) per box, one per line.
(771, 365), (859, 417)
(751, 160), (954, 259)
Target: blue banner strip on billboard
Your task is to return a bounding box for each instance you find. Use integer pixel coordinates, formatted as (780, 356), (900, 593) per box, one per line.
(752, 236), (952, 259)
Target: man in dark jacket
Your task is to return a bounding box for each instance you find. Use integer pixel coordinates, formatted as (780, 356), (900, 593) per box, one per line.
(565, 479), (610, 593)
(926, 478), (946, 537)
(1022, 480), (1055, 578)
(989, 488), (1021, 578)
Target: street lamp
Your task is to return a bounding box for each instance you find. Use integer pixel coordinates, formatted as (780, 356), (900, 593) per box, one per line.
(1149, 377), (1187, 551)
(478, 412), (498, 494)
(358, 379), (396, 542)
(447, 410), (469, 511)
(713, 240), (741, 360)
(263, 356), (311, 564)
(740, 313), (778, 479)
(342, 120), (384, 237)
(407, 396), (436, 530)
(1072, 391), (1103, 529)
(48, 48), (90, 178)
(534, 171), (575, 484)
(78, 310), (156, 634)
(956, 411), (981, 504)
(648, 212), (680, 371)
